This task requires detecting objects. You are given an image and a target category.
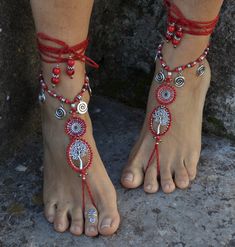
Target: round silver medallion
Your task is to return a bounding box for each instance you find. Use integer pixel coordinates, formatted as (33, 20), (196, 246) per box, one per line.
(197, 64), (206, 77)
(77, 101), (88, 115)
(154, 71), (165, 83)
(174, 75), (185, 88)
(55, 106), (66, 120)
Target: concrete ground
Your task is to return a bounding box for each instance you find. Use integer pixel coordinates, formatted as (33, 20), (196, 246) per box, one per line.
(0, 96), (234, 247)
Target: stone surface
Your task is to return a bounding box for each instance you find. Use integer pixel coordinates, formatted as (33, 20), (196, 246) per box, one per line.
(0, 97), (234, 247)
(0, 0), (234, 159)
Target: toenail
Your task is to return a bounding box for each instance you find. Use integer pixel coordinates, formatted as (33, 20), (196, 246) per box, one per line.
(101, 218), (112, 229)
(71, 225), (81, 233)
(146, 185), (152, 190)
(48, 216), (54, 223)
(56, 224), (64, 230)
(123, 173), (133, 182)
(164, 184), (170, 190)
(180, 181), (187, 186)
(89, 226), (96, 232)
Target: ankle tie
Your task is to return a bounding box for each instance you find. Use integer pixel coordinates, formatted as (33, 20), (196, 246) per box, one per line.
(37, 32), (99, 86)
(164, 0), (219, 47)
(37, 34), (98, 211)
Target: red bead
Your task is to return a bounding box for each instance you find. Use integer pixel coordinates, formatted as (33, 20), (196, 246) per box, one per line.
(67, 59), (75, 67)
(176, 31), (183, 38)
(51, 77), (59, 84)
(52, 67), (61, 75)
(67, 69), (75, 76)
(165, 66), (170, 71)
(172, 39), (180, 46)
(65, 99), (70, 104)
(166, 34), (172, 41)
(167, 25), (175, 33)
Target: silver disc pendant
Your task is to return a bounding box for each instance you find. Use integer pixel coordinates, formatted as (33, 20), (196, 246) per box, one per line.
(174, 75), (185, 88)
(55, 106), (66, 120)
(77, 101), (88, 115)
(38, 90), (46, 103)
(155, 71), (165, 83)
(197, 64), (206, 77)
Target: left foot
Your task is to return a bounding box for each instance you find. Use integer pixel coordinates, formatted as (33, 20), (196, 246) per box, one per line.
(121, 37), (211, 194)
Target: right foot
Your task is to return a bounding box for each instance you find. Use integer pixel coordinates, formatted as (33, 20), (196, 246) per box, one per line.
(41, 68), (120, 237)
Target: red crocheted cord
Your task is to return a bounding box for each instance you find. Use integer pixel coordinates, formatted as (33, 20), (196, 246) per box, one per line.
(37, 32), (99, 69)
(164, 0), (219, 36)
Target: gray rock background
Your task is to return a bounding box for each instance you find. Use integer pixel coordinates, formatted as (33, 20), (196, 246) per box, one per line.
(0, 0), (234, 158)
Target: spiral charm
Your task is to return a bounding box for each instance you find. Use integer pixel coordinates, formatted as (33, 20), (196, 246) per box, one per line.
(55, 106), (66, 120)
(174, 75), (185, 88)
(77, 101), (88, 115)
(38, 91), (46, 103)
(197, 64), (206, 77)
(155, 71), (165, 83)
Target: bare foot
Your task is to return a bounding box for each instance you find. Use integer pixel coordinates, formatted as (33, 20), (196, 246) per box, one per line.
(121, 36), (211, 194)
(41, 67), (120, 236)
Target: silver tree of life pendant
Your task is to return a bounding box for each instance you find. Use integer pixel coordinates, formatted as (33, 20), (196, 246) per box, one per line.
(150, 105), (171, 137)
(66, 138), (92, 173)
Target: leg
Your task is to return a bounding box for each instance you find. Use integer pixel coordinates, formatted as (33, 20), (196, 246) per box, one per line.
(121, 0), (224, 193)
(30, 0), (120, 236)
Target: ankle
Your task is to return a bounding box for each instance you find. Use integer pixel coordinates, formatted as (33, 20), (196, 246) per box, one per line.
(162, 35), (210, 69)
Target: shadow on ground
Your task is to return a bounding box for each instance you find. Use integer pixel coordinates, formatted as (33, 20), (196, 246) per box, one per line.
(0, 96), (234, 247)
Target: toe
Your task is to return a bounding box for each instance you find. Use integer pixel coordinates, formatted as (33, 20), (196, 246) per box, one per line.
(144, 162), (159, 193)
(121, 166), (144, 189)
(160, 167), (175, 194)
(84, 205), (99, 237)
(44, 202), (56, 223)
(174, 163), (190, 189)
(53, 206), (70, 233)
(185, 154), (199, 181)
(70, 207), (83, 236)
(98, 206), (120, 236)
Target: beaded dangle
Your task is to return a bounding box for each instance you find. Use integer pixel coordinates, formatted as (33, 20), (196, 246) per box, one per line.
(37, 33), (98, 210)
(146, 1), (219, 176)
(37, 32), (99, 87)
(164, 0), (219, 47)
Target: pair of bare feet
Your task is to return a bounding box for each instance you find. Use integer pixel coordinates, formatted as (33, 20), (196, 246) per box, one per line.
(41, 35), (211, 237)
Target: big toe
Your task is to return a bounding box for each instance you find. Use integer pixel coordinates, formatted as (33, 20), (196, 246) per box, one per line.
(98, 206), (120, 236)
(121, 166), (144, 189)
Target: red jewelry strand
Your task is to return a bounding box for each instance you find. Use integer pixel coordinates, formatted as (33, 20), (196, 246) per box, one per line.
(37, 32), (99, 85)
(164, 0), (219, 47)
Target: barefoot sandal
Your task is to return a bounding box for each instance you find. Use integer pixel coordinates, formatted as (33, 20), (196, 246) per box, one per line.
(37, 33), (99, 213)
(146, 1), (219, 176)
